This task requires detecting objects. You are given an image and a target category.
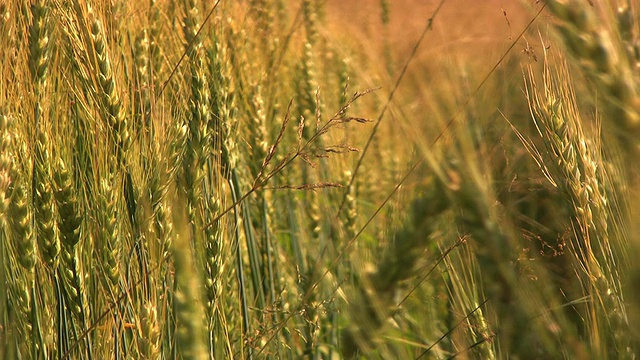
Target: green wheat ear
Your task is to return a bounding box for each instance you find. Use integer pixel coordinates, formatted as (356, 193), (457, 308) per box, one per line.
(526, 59), (632, 359)
(28, 0), (50, 92)
(138, 300), (161, 359)
(4, 0), (640, 358)
(0, 111), (12, 219)
(53, 158), (86, 320)
(88, 8), (130, 164)
(34, 130), (59, 269)
(10, 179), (36, 271)
(546, 0), (640, 153)
(97, 173), (121, 287)
(181, 0), (210, 229)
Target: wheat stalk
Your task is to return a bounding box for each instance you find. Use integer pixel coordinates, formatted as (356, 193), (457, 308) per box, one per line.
(134, 29), (151, 135)
(34, 130), (59, 269)
(7, 164), (38, 357)
(181, 0), (209, 232)
(546, 0), (640, 153)
(10, 175), (36, 272)
(0, 111), (12, 221)
(526, 58), (632, 358)
(28, 0), (50, 94)
(342, 180), (449, 357)
(96, 170), (121, 288)
(148, 0), (163, 89)
(172, 229), (207, 360)
(53, 158), (92, 358)
(138, 300), (161, 359)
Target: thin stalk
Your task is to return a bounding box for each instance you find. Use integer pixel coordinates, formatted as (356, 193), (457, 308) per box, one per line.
(231, 168), (266, 318)
(229, 177), (252, 360)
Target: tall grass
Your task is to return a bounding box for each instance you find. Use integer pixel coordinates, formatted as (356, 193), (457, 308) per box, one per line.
(1, 0), (639, 359)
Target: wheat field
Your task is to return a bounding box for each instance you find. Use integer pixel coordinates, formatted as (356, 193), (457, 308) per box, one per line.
(1, 0), (639, 359)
